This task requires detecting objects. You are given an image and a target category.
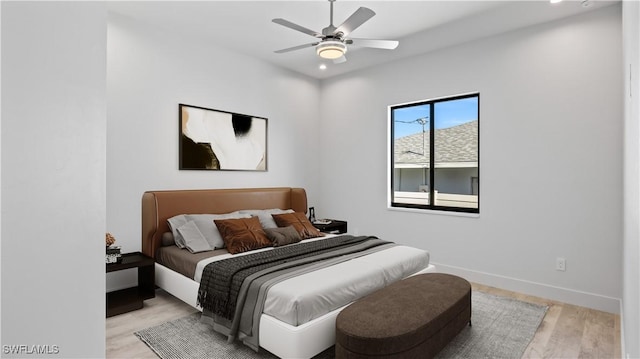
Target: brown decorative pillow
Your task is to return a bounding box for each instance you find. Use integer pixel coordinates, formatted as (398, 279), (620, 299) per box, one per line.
(161, 232), (175, 247)
(271, 212), (325, 239)
(264, 226), (303, 247)
(214, 217), (271, 254)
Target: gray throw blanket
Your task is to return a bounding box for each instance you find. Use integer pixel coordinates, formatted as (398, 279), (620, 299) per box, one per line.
(197, 235), (381, 321)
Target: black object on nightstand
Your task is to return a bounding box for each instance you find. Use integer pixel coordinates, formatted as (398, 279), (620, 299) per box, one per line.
(313, 219), (348, 234)
(106, 252), (155, 317)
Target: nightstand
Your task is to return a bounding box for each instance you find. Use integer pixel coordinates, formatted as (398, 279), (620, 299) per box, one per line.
(106, 252), (155, 317)
(313, 219), (348, 234)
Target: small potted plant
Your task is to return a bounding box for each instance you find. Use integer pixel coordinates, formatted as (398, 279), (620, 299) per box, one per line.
(105, 233), (122, 263)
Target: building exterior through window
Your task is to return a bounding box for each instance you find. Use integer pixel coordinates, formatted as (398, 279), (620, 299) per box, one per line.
(390, 93), (479, 213)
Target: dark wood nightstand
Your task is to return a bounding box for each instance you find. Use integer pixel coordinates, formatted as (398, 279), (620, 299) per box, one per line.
(106, 252), (155, 317)
(313, 219), (348, 234)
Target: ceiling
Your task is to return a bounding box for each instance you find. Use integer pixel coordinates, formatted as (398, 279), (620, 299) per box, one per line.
(107, 1), (618, 80)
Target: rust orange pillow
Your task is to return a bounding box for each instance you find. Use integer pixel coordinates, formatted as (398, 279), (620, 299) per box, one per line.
(214, 216), (271, 254)
(271, 212), (325, 239)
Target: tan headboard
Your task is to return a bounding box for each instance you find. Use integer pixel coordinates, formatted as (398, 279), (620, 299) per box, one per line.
(141, 187), (307, 258)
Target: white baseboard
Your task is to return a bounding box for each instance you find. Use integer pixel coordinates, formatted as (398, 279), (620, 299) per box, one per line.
(619, 300), (627, 358)
(433, 262), (621, 314)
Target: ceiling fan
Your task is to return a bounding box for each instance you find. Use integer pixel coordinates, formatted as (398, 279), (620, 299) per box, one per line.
(272, 0), (399, 64)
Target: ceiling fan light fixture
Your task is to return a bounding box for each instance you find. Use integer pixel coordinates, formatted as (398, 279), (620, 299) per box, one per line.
(316, 41), (347, 59)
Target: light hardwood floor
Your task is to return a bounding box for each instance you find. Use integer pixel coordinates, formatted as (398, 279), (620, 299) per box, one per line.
(106, 285), (621, 359)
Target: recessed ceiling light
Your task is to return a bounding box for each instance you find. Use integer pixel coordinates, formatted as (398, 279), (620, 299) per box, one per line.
(319, 64), (327, 70)
(550, 0), (563, 3)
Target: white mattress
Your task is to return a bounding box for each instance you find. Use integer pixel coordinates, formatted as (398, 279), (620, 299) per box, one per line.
(194, 235), (430, 326)
(263, 245), (429, 325)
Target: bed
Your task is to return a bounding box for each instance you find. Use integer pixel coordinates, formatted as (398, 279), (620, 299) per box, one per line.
(141, 187), (435, 359)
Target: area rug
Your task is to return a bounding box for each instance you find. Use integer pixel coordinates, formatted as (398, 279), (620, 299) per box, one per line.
(135, 291), (547, 359)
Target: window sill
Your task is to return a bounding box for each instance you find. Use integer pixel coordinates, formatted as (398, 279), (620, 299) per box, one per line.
(387, 205), (480, 218)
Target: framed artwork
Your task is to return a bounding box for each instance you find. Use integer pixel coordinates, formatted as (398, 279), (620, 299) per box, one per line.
(179, 104), (267, 171)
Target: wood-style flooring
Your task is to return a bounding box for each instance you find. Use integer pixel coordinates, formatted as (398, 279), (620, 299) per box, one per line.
(106, 284), (621, 359)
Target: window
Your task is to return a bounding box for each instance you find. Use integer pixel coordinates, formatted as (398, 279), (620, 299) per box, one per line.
(390, 93), (479, 213)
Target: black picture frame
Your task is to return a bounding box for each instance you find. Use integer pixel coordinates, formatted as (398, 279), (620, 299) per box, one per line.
(179, 104), (267, 171)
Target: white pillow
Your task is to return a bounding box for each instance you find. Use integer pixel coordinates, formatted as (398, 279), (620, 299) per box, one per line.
(176, 221), (212, 253)
(184, 212), (251, 249)
(239, 208), (295, 229)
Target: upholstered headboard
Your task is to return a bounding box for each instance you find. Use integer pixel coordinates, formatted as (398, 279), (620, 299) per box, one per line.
(141, 187), (308, 258)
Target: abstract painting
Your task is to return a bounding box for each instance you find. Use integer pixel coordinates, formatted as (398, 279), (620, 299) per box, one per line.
(179, 104), (267, 171)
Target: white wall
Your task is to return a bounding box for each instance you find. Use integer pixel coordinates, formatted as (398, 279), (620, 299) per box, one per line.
(0, 1), (631, 357)
(106, 14), (322, 290)
(1, 2), (107, 358)
(319, 5), (623, 313)
(623, 0), (640, 357)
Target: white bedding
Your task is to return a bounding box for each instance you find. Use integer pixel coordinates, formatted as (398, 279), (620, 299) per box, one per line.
(194, 235), (430, 326)
(263, 245), (429, 325)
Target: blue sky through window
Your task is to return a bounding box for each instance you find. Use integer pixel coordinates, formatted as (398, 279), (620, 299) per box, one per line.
(393, 96), (478, 139)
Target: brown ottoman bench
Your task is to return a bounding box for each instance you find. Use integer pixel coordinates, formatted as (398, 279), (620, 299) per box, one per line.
(335, 273), (471, 359)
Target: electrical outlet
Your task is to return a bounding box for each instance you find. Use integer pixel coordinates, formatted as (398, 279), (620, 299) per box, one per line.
(556, 257), (566, 271)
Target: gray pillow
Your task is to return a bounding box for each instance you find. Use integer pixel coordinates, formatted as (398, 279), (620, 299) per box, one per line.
(177, 221), (213, 253)
(239, 208), (295, 229)
(161, 232), (175, 247)
(167, 214), (189, 249)
(264, 226), (302, 247)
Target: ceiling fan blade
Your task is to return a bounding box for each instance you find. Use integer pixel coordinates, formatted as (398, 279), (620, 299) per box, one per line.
(274, 42), (319, 54)
(333, 55), (347, 64)
(272, 18), (322, 38)
(335, 7), (375, 37)
(348, 38), (399, 50)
